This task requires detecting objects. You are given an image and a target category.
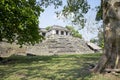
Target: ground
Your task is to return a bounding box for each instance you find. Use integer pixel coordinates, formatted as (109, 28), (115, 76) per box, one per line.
(0, 53), (120, 80)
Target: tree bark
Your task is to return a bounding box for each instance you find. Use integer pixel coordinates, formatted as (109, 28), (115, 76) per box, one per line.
(93, 0), (120, 73)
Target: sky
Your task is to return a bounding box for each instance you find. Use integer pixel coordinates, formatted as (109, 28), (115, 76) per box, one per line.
(39, 0), (101, 41)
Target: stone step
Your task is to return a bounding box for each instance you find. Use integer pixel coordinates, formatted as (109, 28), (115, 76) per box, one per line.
(26, 36), (94, 55)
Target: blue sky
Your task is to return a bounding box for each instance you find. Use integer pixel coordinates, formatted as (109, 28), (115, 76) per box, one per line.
(39, 0), (101, 41)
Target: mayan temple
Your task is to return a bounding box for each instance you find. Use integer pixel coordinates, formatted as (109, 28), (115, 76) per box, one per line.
(0, 25), (101, 57)
(26, 25), (94, 55)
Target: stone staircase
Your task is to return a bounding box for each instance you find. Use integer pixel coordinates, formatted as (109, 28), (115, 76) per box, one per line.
(26, 35), (94, 55)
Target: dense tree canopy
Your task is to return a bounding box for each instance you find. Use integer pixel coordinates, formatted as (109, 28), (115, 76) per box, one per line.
(0, 0), (44, 46)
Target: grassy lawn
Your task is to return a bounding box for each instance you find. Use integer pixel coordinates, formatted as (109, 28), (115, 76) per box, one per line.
(0, 53), (120, 80)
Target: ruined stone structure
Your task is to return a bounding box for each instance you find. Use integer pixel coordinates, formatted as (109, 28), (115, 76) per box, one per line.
(26, 36), (94, 55)
(0, 25), (95, 56)
(26, 25), (94, 55)
(40, 25), (71, 37)
(0, 42), (27, 57)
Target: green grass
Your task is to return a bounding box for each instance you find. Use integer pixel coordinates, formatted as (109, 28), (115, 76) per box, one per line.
(0, 53), (119, 80)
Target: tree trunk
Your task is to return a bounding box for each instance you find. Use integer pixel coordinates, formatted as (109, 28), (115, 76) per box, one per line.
(93, 0), (120, 73)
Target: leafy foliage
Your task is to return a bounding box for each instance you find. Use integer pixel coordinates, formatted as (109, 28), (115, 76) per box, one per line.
(97, 31), (104, 48)
(39, 0), (62, 8)
(95, 1), (103, 21)
(90, 29), (104, 48)
(57, 0), (90, 28)
(0, 0), (45, 46)
(66, 26), (82, 39)
(45, 26), (51, 30)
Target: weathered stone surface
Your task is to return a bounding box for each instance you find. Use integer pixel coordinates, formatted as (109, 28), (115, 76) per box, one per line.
(0, 35), (94, 56)
(0, 42), (27, 57)
(26, 35), (94, 55)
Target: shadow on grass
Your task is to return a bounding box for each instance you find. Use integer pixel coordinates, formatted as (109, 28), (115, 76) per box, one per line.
(0, 55), (59, 65)
(0, 64), (47, 80)
(0, 54), (101, 80)
(52, 64), (93, 80)
(0, 53), (101, 65)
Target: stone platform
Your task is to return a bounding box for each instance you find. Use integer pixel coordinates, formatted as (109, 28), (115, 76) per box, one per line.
(26, 35), (94, 55)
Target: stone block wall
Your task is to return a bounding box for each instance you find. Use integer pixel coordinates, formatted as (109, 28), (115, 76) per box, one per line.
(0, 42), (27, 57)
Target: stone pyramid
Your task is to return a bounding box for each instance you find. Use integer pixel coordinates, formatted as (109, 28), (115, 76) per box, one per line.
(26, 35), (94, 55)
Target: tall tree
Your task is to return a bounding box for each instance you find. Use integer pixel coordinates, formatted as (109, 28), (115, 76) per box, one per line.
(59, 0), (120, 73)
(93, 0), (120, 73)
